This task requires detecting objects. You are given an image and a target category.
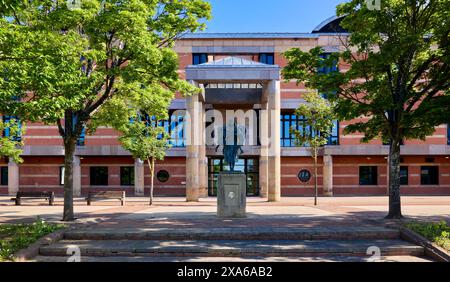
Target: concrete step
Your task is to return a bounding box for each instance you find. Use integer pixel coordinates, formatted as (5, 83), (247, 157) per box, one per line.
(32, 255), (433, 262)
(39, 239), (424, 257)
(63, 227), (400, 241)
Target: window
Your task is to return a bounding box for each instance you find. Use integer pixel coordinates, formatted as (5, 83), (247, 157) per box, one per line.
(421, 166), (439, 185)
(156, 170), (170, 183)
(72, 115), (86, 146)
(280, 113), (339, 147)
(2, 115), (22, 141)
(400, 166), (408, 185)
(259, 53), (274, 65)
(139, 111), (185, 147)
(59, 166), (64, 185)
(76, 127), (86, 146)
(120, 167), (134, 186)
(193, 53), (208, 65)
(328, 120), (339, 145)
(318, 53), (338, 74)
(448, 124), (450, 145)
(359, 166), (378, 185)
(1, 167), (8, 186)
(90, 167), (108, 186)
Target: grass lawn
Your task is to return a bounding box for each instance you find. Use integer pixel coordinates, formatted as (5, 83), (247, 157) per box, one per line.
(0, 218), (65, 261)
(405, 221), (450, 251)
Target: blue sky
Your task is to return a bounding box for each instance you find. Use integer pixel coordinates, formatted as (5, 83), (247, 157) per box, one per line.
(203, 0), (348, 33)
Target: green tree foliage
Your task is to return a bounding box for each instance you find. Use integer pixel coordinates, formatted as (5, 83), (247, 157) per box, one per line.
(0, 119), (23, 163)
(292, 92), (335, 205)
(283, 0), (450, 218)
(0, 0), (211, 220)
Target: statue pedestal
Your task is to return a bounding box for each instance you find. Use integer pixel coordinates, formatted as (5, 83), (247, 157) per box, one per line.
(217, 172), (247, 218)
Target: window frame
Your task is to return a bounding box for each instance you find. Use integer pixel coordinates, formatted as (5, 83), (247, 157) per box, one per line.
(280, 112), (339, 147)
(259, 53), (275, 65)
(0, 166), (8, 186)
(400, 166), (408, 186)
(359, 166), (378, 186)
(420, 166), (439, 185)
(120, 166), (135, 186)
(193, 53), (208, 65)
(89, 166), (109, 186)
(59, 166), (65, 185)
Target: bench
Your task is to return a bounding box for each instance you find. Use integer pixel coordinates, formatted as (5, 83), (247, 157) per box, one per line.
(11, 191), (55, 206)
(86, 191), (126, 206)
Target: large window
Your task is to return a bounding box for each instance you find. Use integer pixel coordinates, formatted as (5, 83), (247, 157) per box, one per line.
(359, 166), (378, 185)
(90, 167), (108, 186)
(1, 167), (8, 186)
(280, 113), (339, 147)
(193, 53), (208, 65)
(421, 166), (439, 185)
(120, 167), (134, 186)
(259, 53), (275, 65)
(400, 166), (408, 185)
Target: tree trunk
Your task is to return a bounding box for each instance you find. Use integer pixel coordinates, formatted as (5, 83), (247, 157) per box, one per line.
(314, 148), (318, 206)
(386, 139), (403, 219)
(148, 158), (155, 206)
(63, 138), (77, 221)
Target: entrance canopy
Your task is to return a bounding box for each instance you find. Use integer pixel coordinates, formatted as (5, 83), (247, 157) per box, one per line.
(186, 56), (280, 83)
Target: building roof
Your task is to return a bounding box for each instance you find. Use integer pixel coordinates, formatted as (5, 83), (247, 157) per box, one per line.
(312, 15), (348, 33)
(194, 56), (270, 68)
(180, 32), (348, 40)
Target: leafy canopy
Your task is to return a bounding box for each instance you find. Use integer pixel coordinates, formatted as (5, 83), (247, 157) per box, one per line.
(283, 0), (450, 144)
(0, 0), (211, 138)
(293, 92), (335, 151)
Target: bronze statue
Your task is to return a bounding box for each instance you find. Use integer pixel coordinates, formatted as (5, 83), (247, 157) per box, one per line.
(216, 118), (245, 171)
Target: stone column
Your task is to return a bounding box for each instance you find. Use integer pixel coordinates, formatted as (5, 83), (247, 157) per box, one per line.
(267, 80), (281, 202)
(73, 156), (81, 197)
(198, 102), (208, 198)
(134, 158), (145, 196)
(8, 159), (19, 195)
(185, 90), (201, 202)
(323, 155), (333, 196)
(259, 102), (269, 199)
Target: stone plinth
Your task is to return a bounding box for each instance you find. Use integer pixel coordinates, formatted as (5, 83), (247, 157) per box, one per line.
(217, 172), (246, 218)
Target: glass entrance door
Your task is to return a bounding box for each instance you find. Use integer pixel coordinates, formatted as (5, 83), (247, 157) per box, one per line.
(208, 158), (259, 197)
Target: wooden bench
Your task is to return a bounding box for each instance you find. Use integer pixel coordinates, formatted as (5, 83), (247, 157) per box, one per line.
(11, 191), (55, 206)
(86, 191), (126, 206)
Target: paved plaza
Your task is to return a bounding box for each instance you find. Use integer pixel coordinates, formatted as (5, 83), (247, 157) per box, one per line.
(1, 196), (449, 227)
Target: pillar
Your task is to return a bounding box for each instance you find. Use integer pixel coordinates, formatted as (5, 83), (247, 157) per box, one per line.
(8, 159), (19, 195)
(73, 156), (81, 197)
(134, 158), (145, 196)
(186, 91), (201, 202)
(259, 102), (269, 199)
(323, 155), (333, 196)
(198, 102), (208, 198)
(267, 80), (281, 202)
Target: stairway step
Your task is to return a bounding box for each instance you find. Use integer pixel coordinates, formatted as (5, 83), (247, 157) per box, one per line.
(40, 239), (423, 257)
(32, 255), (433, 262)
(64, 227), (400, 241)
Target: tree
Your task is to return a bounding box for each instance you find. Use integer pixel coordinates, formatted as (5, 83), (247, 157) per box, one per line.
(119, 118), (170, 206)
(283, 0), (450, 219)
(292, 92), (335, 206)
(0, 0), (211, 221)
